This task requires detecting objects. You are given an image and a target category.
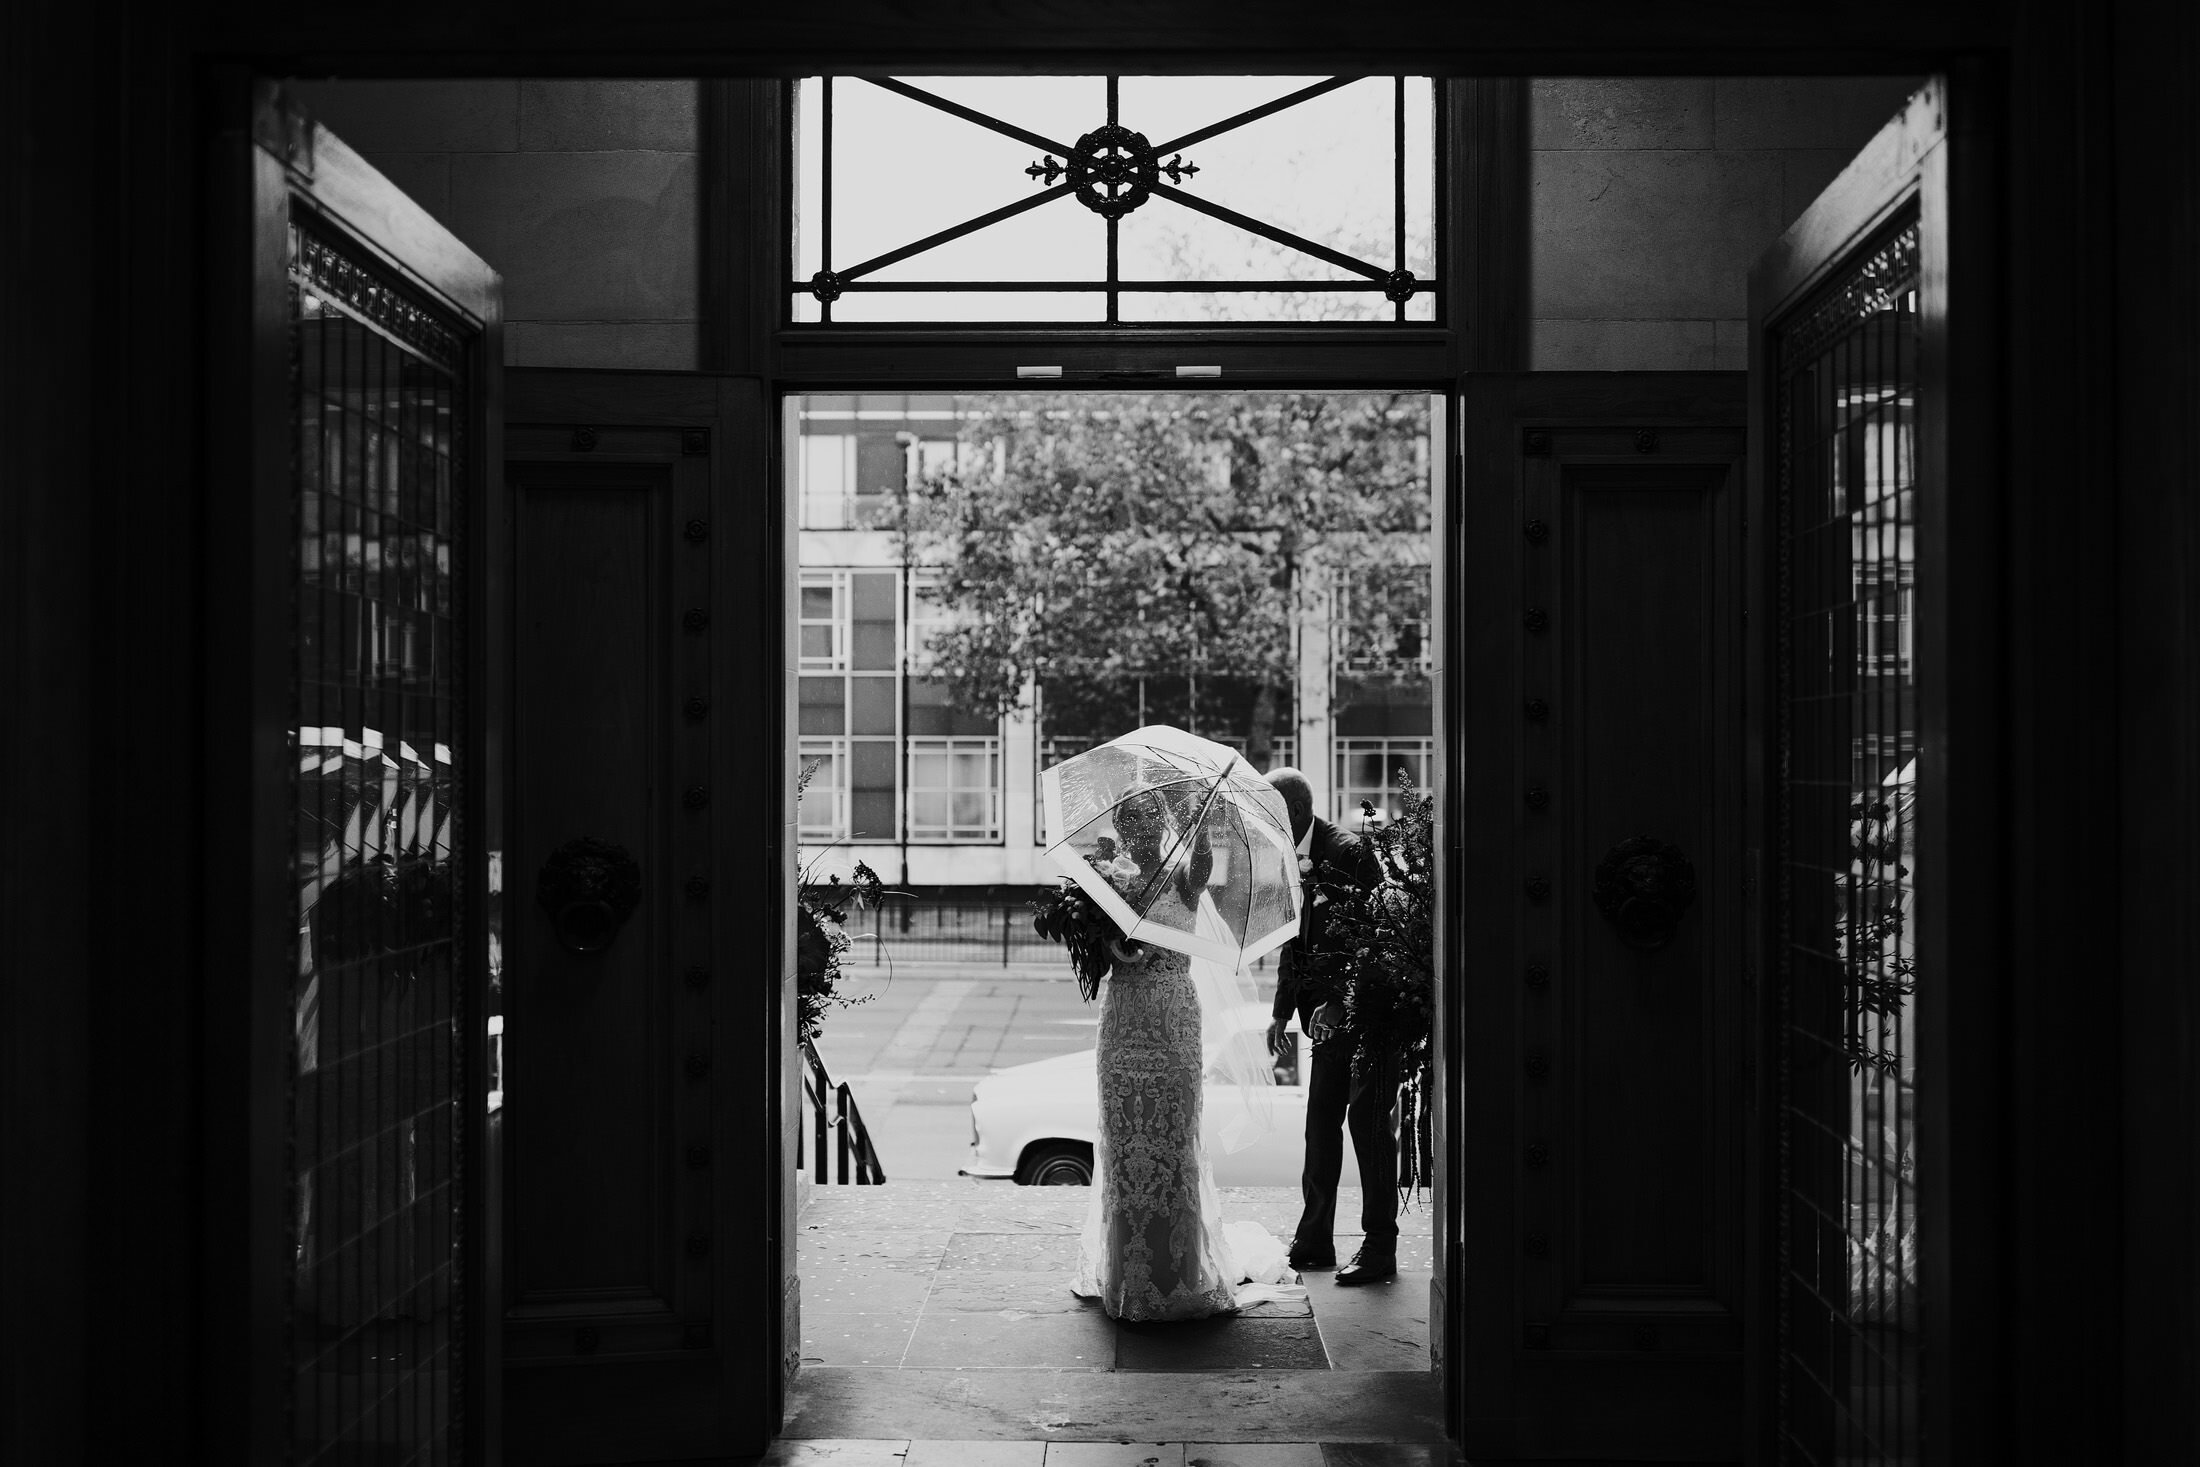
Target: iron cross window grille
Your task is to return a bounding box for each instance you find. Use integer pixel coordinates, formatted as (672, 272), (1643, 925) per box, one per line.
(794, 76), (1437, 325)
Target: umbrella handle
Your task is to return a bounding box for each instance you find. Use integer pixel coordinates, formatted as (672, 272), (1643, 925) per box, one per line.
(1105, 935), (1148, 969)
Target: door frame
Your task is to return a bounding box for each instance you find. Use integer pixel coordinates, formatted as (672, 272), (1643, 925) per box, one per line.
(204, 76), (506, 1463)
(54, 10), (2162, 1462)
(1743, 72), (2005, 1463)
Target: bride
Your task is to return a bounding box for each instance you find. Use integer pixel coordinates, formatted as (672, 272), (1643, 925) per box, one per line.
(1040, 783), (1301, 1322)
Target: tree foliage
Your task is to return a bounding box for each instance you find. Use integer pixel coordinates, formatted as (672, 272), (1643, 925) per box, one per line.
(892, 392), (1430, 754)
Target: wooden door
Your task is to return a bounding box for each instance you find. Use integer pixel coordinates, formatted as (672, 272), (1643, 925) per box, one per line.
(498, 371), (784, 1463)
(1449, 373), (1749, 1460)
(209, 80), (503, 1465)
(1746, 78), (1979, 1467)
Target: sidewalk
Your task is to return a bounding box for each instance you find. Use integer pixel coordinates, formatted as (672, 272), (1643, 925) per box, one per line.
(787, 1179), (1441, 1451)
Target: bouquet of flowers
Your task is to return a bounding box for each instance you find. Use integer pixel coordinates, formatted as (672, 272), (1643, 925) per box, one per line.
(1306, 775), (1437, 1196)
(1030, 839), (1140, 1001)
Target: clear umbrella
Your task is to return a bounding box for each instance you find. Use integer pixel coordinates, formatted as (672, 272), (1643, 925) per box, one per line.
(1040, 724), (1302, 967)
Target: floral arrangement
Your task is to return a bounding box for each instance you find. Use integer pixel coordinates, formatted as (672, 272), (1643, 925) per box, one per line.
(1032, 836), (1165, 1001)
(1030, 859), (1132, 1002)
(794, 760), (897, 1044)
(1306, 775), (1437, 1196)
(795, 861), (888, 1045)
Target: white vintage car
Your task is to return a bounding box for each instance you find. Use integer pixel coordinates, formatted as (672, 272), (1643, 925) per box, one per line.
(962, 1005), (1362, 1187)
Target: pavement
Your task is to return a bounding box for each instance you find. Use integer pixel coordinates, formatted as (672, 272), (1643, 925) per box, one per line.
(790, 969), (1443, 1458)
(788, 1180), (1441, 1455)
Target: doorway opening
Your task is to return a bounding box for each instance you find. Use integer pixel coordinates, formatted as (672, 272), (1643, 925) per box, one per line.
(784, 388), (1447, 1442)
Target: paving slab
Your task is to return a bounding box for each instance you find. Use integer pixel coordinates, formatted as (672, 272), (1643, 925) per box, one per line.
(941, 1232), (1086, 1270)
(753, 1441), (913, 1466)
(1309, 1274), (1431, 1372)
(902, 1306), (1118, 1370)
(1185, 1446), (1326, 1467)
(1115, 1316), (1329, 1373)
(905, 1441), (1048, 1467)
(799, 1227), (956, 1267)
(801, 1312), (921, 1368)
(782, 1368), (1446, 1442)
(926, 1268), (1094, 1315)
(800, 1260), (938, 1312)
(1234, 1292), (1314, 1319)
(1316, 1446), (1465, 1467)
(1044, 1445), (1186, 1467)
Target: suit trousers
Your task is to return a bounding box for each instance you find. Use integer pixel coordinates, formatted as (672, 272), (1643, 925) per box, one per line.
(1293, 1037), (1401, 1254)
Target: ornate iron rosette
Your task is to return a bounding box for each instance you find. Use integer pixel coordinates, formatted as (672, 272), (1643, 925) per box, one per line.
(1069, 124), (1159, 219)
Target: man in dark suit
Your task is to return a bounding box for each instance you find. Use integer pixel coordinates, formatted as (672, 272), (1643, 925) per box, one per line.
(1264, 767), (1398, 1285)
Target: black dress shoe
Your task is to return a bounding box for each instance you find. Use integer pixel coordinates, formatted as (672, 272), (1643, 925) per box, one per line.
(1287, 1243), (1337, 1270)
(1334, 1249), (1397, 1286)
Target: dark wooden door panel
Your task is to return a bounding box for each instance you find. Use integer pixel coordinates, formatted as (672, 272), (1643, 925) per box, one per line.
(498, 374), (771, 1463)
(509, 468), (673, 1314)
(1556, 461), (1737, 1330)
(1455, 375), (1747, 1461)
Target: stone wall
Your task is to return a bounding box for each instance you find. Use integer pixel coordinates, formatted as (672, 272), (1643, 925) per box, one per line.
(1530, 77), (1921, 370)
(289, 80), (700, 370)
(289, 75), (1918, 375)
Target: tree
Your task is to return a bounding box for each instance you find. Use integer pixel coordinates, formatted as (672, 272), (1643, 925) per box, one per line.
(892, 392), (1430, 764)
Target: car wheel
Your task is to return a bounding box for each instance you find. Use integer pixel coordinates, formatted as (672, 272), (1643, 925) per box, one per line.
(1015, 1141), (1093, 1186)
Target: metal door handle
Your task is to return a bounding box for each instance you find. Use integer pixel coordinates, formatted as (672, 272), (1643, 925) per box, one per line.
(1592, 837), (1696, 952)
(536, 837), (641, 954)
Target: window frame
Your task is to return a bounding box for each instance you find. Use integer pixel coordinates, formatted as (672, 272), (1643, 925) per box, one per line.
(785, 74), (1445, 330)
(904, 734), (1005, 842)
(1333, 733), (1434, 829)
(751, 81), (1514, 390)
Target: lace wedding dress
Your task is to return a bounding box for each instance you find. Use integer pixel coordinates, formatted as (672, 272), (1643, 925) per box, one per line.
(1071, 942), (1300, 1322)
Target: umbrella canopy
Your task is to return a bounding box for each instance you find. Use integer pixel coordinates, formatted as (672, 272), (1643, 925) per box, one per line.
(1040, 725), (1302, 967)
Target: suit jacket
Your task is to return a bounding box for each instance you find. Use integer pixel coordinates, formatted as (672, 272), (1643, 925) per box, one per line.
(1272, 816), (1383, 1030)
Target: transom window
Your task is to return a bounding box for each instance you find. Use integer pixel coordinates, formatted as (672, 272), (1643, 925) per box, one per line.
(792, 76), (1437, 324)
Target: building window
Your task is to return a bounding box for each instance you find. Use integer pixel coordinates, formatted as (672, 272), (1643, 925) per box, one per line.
(907, 572), (952, 673)
(800, 570), (848, 668)
(1334, 736), (1433, 828)
(1856, 559), (1915, 678)
(799, 433), (857, 528)
(798, 568), (903, 842)
(1034, 734), (1092, 845)
(1212, 733), (1298, 772)
(908, 737), (1002, 841)
(797, 424), (915, 529)
(799, 738), (848, 841)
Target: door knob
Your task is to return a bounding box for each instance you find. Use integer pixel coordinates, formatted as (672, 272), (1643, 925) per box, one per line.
(536, 837), (642, 954)
(1592, 836), (1696, 952)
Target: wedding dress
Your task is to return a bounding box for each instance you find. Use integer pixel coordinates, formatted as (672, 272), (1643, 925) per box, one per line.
(1071, 940), (1302, 1321)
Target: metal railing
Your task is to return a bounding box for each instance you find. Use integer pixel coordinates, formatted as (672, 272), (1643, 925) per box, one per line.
(846, 897), (1054, 967)
(800, 1039), (886, 1184)
(841, 896), (1275, 972)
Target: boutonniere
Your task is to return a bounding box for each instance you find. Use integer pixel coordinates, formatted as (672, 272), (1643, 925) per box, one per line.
(1297, 854), (1314, 875)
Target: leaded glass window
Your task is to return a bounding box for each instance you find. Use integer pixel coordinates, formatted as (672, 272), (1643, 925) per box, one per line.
(792, 76), (1437, 324)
